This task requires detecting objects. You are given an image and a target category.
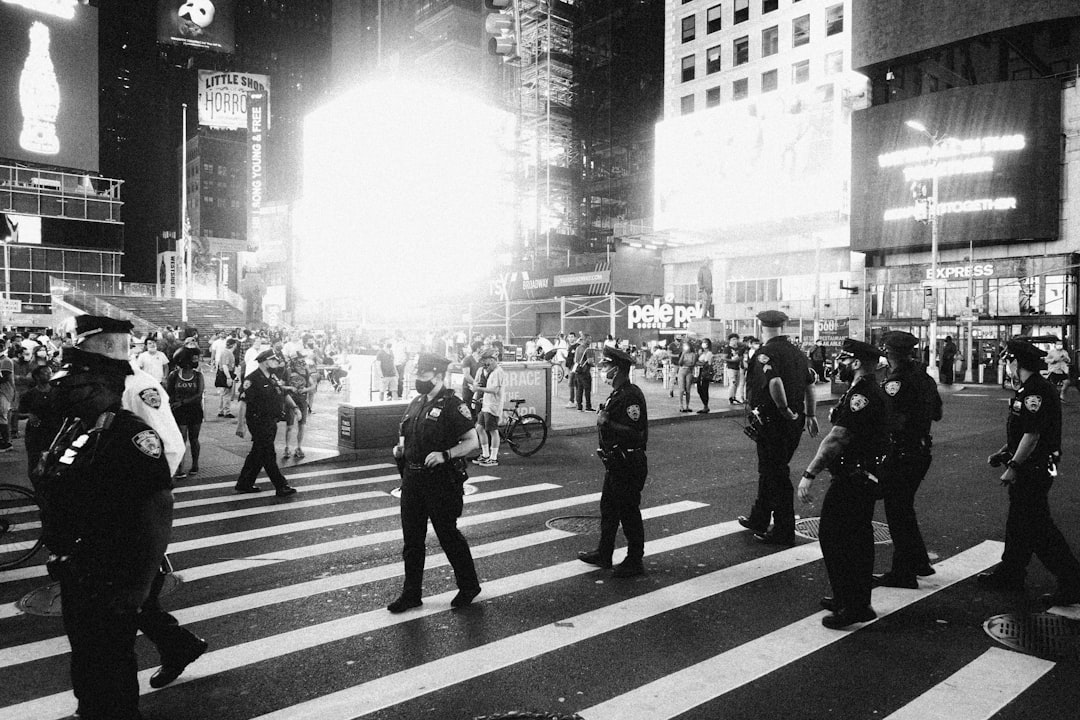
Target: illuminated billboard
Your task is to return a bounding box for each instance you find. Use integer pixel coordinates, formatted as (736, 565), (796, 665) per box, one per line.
(654, 85), (850, 233)
(0, 1), (98, 171)
(157, 0), (235, 54)
(850, 80), (1061, 253)
(198, 70), (270, 130)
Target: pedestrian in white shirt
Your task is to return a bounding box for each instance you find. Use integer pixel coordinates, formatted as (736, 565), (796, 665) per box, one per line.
(471, 348), (505, 466)
(136, 339), (171, 385)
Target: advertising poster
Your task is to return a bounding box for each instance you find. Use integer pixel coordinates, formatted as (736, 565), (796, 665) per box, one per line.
(197, 70), (271, 130)
(157, 0), (235, 54)
(0, 1), (99, 171)
(490, 262), (612, 301)
(247, 91), (267, 252)
(158, 250), (179, 298)
(0, 213), (42, 244)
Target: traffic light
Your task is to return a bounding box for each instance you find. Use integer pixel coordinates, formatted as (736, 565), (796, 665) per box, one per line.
(484, 0), (518, 59)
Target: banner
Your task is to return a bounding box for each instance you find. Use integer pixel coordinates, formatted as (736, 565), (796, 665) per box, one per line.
(490, 262), (612, 301)
(197, 70), (270, 130)
(158, 250), (179, 298)
(247, 91), (267, 251)
(157, 0), (235, 54)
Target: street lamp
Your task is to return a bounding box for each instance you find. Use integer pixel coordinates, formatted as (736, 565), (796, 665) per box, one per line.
(906, 119), (944, 380)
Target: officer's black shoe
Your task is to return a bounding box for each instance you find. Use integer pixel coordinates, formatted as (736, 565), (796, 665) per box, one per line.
(737, 516), (767, 534)
(1038, 588), (1080, 608)
(915, 564), (936, 577)
(821, 606), (876, 629)
(976, 571), (1025, 592)
(819, 596), (839, 613)
(234, 485), (264, 493)
(387, 596), (423, 613)
(577, 550), (613, 569)
(451, 586), (481, 608)
(753, 531), (795, 547)
(612, 559), (645, 578)
(275, 486), (297, 497)
(872, 572), (918, 589)
(149, 638), (209, 688)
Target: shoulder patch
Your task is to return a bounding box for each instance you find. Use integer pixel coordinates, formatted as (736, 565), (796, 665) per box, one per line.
(849, 394), (869, 412)
(757, 354), (770, 365)
(458, 403), (474, 420)
(138, 388), (162, 409)
(132, 430), (163, 459)
(884, 380), (901, 396)
(1024, 395), (1042, 413)
(626, 404), (641, 421)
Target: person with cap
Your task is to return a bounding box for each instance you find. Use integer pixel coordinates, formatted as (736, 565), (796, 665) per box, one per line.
(234, 348), (296, 496)
(33, 317), (205, 719)
(798, 338), (893, 629)
(388, 352), (482, 612)
(979, 339), (1080, 607)
(470, 347), (505, 466)
(873, 331), (942, 589)
(578, 345), (650, 577)
(738, 310), (819, 546)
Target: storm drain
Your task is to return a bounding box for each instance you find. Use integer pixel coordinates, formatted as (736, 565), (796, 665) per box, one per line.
(390, 483), (478, 499)
(545, 516), (602, 535)
(17, 574), (183, 617)
(794, 517), (893, 545)
(473, 712), (584, 720)
(984, 613), (1080, 661)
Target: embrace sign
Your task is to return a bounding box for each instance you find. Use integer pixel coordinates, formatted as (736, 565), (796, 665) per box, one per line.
(628, 299), (704, 331)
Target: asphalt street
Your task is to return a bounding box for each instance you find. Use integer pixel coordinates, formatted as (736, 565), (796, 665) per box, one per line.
(2, 385), (1080, 719)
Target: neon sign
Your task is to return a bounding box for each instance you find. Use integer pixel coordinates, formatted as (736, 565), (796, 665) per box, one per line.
(878, 134), (1025, 167)
(884, 197), (1016, 222)
(18, 21), (60, 156)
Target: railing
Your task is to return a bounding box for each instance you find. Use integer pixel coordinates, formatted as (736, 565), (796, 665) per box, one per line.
(0, 164), (123, 223)
(61, 279), (246, 314)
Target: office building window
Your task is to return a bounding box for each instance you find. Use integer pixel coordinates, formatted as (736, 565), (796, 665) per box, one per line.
(826, 3), (843, 36)
(761, 69), (778, 92)
(707, 4), (722, 33)
(824, 50), (843, 75)
(733, 77), (748, 100)
(682, 54), (696, 82)
(792, 14), (809, 46)
(763, 0), (778, 12)
(707, 45), (722, 74)
(792, 58), (809, 84)
(734, 0), (748, 24)
(762, 25), (778, 57)
(734, 35), (749, 66)
(818, 83), (834, 102)
(706, 86), (721, 107)
(681, 94), (695, 114)
(682, 15), (696, 43)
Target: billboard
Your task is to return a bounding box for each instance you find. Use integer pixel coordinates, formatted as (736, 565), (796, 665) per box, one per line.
(0, 213), (42, 244)
(197, 70), (271, 130)
(157, 0), (235, 54)
(0, 1), (98, 171)
(247, 91), (267, 252)
(850, 80), (1061, 253)
(489, 263), (612, 301)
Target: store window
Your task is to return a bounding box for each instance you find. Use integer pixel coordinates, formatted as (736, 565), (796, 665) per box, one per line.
(727, 278), (782, 304)
(826, 3), (843, 36)
(706, 86), (721, 107)
(682, 15), (696, 43)
(734, 35), (749, 66)
(707, 4), (722, 33)
(682, 54), (696, 82)
(761, 69), (778, 92)
(792, 14), (809, 47)
(707, 45), (722, 74)
(734, 0), (748, 24)
(732, 77), (749, 100)
(762, 25), (778, 57)
(792, 59), (809, 84)
(681, 94), (695, 114)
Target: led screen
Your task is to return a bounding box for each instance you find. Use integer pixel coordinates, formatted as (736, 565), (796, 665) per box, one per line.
(157, 0), (235, 54)
(850, 80), (1061, 253)
(0, 2), (98, 171)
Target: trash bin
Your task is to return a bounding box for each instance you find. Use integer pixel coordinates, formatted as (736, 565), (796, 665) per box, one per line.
(338, 401), (409, 450)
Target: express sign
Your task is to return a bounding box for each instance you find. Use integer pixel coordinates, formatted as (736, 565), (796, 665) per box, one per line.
(925, 263), (995, 280)
(628, 300), (703, 330)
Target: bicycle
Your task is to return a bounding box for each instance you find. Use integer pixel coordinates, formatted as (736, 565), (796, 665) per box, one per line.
(499, 398), (548, 457)
(0, 483), (44, 571)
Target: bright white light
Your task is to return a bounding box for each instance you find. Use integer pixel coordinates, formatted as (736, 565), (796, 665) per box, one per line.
(296, 79), (516, 311)
(2, 0), (76, 20)
(905, 119), (928, 134)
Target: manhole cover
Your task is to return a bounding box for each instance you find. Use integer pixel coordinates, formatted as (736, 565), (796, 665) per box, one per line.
(545, 516), (601, 534)
(16, 574), (184, 617)
(794, 517), (892, 545)
(984, 613), (1080, 661)
(390, 484), (477, 499)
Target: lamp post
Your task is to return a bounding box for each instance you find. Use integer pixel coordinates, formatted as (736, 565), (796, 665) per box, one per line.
(906, 119), (943, 380)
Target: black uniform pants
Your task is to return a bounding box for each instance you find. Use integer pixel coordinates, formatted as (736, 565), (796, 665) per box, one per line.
(399, 470), (479, 600)
(748, 416), (804, 536)
(237, 421), (287, 490)
(138, 568), (204, 664)
(60, 577), (142, 720)
(818, 473), (877, 612)
(597, 453), (648, 562)
(998, 469), (1080, 590)
(880, 451), (932, 577)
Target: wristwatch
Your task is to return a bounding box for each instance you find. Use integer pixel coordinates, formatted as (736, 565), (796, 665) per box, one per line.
(801, 470), (816, 480)
(1005, 458), (1022, 470)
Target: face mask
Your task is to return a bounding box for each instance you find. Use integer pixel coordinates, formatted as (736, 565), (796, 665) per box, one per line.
(602, 365), (618, 384)
(837, 360), (856, 384)
(415, 378), (436, 395)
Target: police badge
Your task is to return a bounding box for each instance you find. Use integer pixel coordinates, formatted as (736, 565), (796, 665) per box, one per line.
(626, 404), (641, 421)
(132, 430), (163, 458)
(1024, 395), (1042, 412)
(849, 394), (869, 411)
(884, 381), (901, 396)
(139, 388), (162, 409)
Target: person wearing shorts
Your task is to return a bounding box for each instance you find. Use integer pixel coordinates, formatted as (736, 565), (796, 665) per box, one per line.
(471, 348), (504, 467)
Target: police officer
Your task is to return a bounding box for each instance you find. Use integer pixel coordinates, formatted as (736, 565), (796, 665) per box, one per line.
(873, 330), (942, 588)
(578, 345), (649, 577)
(34, 327), (175, 720)
(979, 339), (1080, 607)
(799, 338), (892, 629)
(738, 310), (818, 545)
(388, 353), (482, 612)
(235, 348), (296, 496)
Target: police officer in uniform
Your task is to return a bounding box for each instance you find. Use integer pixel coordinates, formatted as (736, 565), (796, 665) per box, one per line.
(578, 346), (649, 578)
(873, 330), (942, 588)
(799, 339), (892, 629)
(738, 310), (818, 545)
(388, 353), (482, 612)
(235, 349), (296, 496)
(34, 325), (175, 720)
(979, 339), (1080, 607)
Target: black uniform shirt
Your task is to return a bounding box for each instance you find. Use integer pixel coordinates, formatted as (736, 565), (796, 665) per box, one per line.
(1007, 373), (1061, 459)
(881, 362), (942, 446)
(746, 336), (813, 417)
(400, 387), (475, 465)
(241, 369), (286, 425)
(599, 382), (648, 451)
(829, 374), (892, 473)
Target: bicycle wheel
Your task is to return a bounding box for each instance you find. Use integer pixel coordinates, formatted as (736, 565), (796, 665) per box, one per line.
(0, 484), (43, 571)
(505, 414), (548, 457)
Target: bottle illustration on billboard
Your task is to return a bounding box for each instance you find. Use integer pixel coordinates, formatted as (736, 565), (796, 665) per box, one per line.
(19, 21), (61, 156)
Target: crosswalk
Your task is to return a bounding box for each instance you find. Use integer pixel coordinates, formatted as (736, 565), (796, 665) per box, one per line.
(0, 460), (1064, 720)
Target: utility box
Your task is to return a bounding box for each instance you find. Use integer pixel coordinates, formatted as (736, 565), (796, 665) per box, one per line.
(338, 401), (409, 450)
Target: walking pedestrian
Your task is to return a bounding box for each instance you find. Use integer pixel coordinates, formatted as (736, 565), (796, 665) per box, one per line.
(675, 338), (698, 413)
(165, 348), (205, 478)
(696, 338), (715, 413)
(723, 333), (744, 404)
(471, 348), (505, 466)
(234, 349), (296, 496)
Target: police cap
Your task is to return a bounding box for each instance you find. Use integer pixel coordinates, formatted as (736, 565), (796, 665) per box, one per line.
(757, 310), (788, 328)
(256, 348), (282, 363)
(881, 330), (919, 353)
(74, 314), (134, 345)
(838, 338), (884, 363)
(415, 352), (451, 375)
(1002, 338), (1046, 370)
(601, 345), (634, 368)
